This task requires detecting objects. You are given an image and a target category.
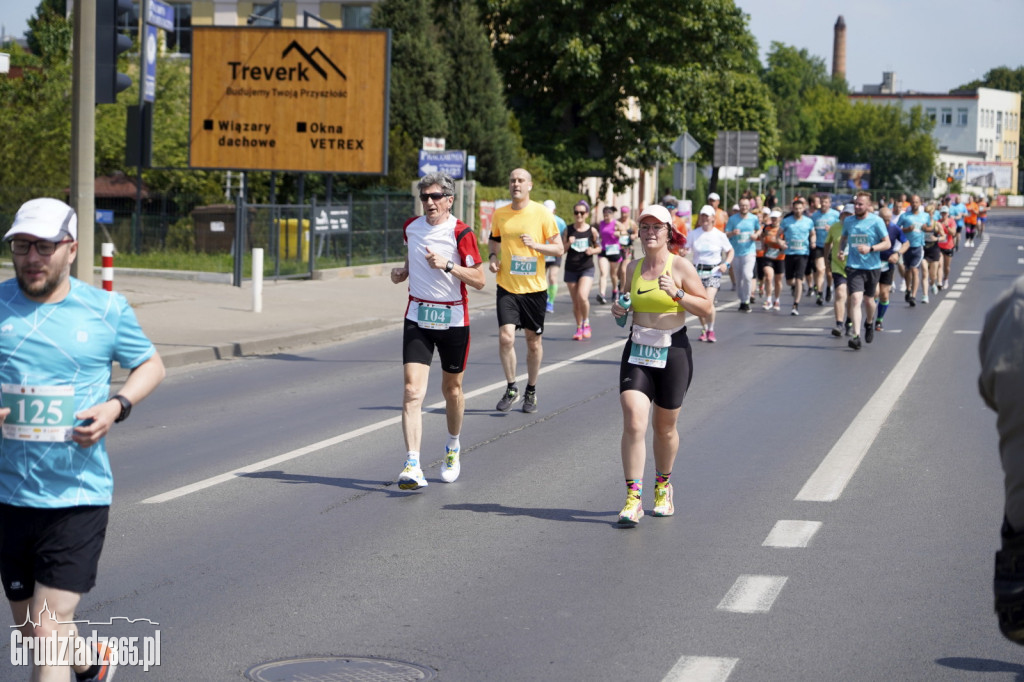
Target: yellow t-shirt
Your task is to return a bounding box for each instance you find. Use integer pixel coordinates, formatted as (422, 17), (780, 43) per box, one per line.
(492, 200), (560, 294)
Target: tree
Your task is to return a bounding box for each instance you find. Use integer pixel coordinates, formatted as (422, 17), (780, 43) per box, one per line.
(478, 0), (773, 192)
(25, 0), (69, 63)
(959, 66), (1024, 174)
(436, 0), (524, 185)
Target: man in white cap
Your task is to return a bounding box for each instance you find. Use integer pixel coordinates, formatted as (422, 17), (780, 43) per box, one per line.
(0, 198), (165, 681)
(708, 192), (728, 232)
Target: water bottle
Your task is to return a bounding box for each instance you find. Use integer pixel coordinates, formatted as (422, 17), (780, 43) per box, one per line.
(615, 293), (631, 327)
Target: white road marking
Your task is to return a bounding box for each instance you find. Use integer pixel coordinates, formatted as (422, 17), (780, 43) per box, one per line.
(763, 520), (822, 548)
(717, 575), (788, 614)
(142, 339), (627, 503)
(946, 292), (962, 300)
(954, 330), (981, 334)
(662, 656), (739, 682)
(795, 298), (957, 502)
(951, 284), (967, 291)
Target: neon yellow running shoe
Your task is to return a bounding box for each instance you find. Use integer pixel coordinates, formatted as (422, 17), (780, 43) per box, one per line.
(618, 494), (643, 526)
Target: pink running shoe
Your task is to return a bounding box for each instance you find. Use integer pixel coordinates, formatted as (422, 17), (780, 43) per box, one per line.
(706, 330), (717, 343)
(698, 330), (708, 342)
(573, 327), (583, 340)
(582, 324), (592, 339)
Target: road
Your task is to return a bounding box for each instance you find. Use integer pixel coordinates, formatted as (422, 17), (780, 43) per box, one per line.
(44, 213), (1024, 681)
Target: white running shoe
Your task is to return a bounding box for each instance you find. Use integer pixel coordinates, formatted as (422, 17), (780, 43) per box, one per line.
(398, 461), (428, 490)
(440, 446), (461, 483)
(900, 281), (907, 292)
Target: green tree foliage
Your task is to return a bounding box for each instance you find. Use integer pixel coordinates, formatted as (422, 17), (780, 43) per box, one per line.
(477, 0), (774, 191)
(959, 66), (1024, 173)
(25, 0), (69, 63)
(436, 0), (523, 185)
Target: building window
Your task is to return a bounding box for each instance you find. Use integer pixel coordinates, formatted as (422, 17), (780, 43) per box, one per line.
(957, 108), (968, 126)
(343, 4), (373, 28)
(249, 3), (280, 26)
(940, 108), (952, 126)
(166, 3), (192, 54)
(925, 107), (937, 123)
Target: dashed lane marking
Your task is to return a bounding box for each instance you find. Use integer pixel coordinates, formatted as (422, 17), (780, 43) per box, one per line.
(661, 656), (739, 682)
(763, 520), (822, 548)
(716, 575), (788, 614)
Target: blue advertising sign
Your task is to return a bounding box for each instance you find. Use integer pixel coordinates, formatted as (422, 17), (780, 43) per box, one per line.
(418, 150), (466, 179)
(95, 210), (114, 225)
(147, 0), (175, 31)
(143, 24), (158, 102)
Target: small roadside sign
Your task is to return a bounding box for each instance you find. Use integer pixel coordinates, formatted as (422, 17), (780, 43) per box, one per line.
(418, 150), (466, 179)
(95, 209), (114, 224)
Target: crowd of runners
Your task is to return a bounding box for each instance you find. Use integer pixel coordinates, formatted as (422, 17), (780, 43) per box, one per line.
(390, 168), (989, 527)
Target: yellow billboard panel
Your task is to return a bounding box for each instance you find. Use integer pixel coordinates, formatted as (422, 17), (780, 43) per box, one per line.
(189, 27), (390, 174)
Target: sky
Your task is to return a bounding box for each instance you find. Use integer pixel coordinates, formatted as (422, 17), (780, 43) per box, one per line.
(1, 0), (1022, 93)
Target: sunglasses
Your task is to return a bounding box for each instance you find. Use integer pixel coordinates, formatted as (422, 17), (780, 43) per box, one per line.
(573, 210), (588, 215)
(419, 192), (451, 202)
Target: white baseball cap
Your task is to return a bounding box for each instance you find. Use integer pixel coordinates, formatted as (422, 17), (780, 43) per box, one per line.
(5, 198), (78, 242)
(638, 204), (673, 224)
(770, 209), (782, 218)
(699, 205), (716, 217)
(708, 192), (720, 201)
(543, 199), (556, 212)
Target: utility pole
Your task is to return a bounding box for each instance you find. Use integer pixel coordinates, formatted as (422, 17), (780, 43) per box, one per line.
(70, 0), (97, 284)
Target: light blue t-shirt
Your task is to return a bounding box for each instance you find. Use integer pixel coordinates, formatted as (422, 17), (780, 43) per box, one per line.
(950, 202), (966, 227)
(897, 209), (930, 248)
(842, 213), (888, 270)
(781, 215), (814, 255)
(725, 213), (760, 257)
(812, 209), (839, 248)
(0, 278), (156, 508)
(546, 215), (568, 263)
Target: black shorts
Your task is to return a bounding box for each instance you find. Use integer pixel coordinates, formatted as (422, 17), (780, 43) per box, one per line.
(619, 328), (693, 410)
(601, 250), (623, 263)
(0, 504), (109, 601)
(878, 265), (895, 286)
(762, 259), (784, 277)
(832, 271), (848, 288)
(846, 268), (880, 297)
(496, 286), (547, 334)
(403, 319), (471, 374)
(806, 247), (824, 275)
(940, 247), (955, 257)
(563, 266), (594, 284)
(755, 256), (766, 280)
(924, 243), (941, 262)
(904, 247), (923, 269)
(785, 254), (808, 281)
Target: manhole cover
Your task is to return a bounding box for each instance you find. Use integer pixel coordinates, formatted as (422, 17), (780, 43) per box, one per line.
(245, 656), (437, 682)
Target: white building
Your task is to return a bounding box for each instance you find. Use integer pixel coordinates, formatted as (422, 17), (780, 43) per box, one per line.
(852, 73), (1020, 194)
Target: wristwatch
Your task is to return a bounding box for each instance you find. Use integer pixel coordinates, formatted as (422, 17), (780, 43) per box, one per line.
(444, 260), (455, 273)
(672, 289), (685, 303)
(111, 394), (132, 423)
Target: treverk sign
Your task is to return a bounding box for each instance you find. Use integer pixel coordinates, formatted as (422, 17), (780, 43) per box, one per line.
(190, 27), (390, 174)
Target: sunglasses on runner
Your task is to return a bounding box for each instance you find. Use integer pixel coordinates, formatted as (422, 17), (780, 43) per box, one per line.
(419, 192), (451, 202)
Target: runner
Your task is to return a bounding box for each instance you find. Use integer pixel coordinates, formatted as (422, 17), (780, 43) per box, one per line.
(922, 201), (943, 301)
(873, 205), (909, 333)
(949, 193), (967, 251)
(823, 204), (853, 336)
(964, 194), (979, 247)
(839, 191), (891, 350)
(616, 206), (639, 299)
(0, 198), (166, 682)
(596, 206), (621, 304)
(689, 205), (734, 341)
(760, 209), (786, 311)
(709, 192), (728, 232)
(778, 196), (815, 316)
(897, 194), (929, 306)
(489, 168), (565, 414)
(937, 205), (957, 289)
(542, 199), (567, 314)
(610, 204), (711, 526)
(392, 173), (485, 490)
(725, 197), (761, 313)
(754, 206), (771, 301)
(562, 201), (602, 341)
(811, 194), (839, 305)
(978, 194), (989, 239)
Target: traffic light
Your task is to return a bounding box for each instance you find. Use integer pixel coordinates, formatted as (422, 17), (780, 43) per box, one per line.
(95, 0), (134, 104)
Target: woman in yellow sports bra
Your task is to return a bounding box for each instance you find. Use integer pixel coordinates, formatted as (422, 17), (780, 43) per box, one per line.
(610, 204), (711, 526)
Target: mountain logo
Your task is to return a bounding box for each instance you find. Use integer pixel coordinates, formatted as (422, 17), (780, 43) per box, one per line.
(281, 41), (347, 81)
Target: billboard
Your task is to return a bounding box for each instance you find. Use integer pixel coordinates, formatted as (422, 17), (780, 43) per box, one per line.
(966, 161), (1013, 190)
(836, 163), (871, 190)
(787, 155), (837, 183)
(189, 27), (390, 174)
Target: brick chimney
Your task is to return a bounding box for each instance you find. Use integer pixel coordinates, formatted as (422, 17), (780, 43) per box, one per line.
(832, 16), (846, 80)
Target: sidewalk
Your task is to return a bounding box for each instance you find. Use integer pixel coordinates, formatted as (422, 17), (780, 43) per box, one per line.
(109, 262), (499, 377)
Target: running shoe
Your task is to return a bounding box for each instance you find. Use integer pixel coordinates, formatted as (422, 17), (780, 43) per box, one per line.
(706, 330), (717, 343)
(864, 321), (875, 344)
(931, 284), (938, 295)
(596, 293), (608, 304)
(496, 386), (520, 411)
(790, 307), (800, 316)
(825, 288), (833, 303)
(653, 483), (674, 517)
(773, 302), (781, 311)
(79, 641), (118, 682)
(618, 494), (643, 526)
(816, 294), (823, 306)
(921, 293), (929, 304)
(904, 290), (911, 302)
(749, 296), (756, 305)
(763, 299), (773, 311)
(845, 320), (853, 336)
(848, 335), (862, 351)
(942, 279), (949, 289)
(908, 296), (916, 307)
(398, 461), (428, 490)
(831, 326), (842, 338)
(545, 301), (554, 313)
(698, 330), (708, 342)
(612, 289), (619, 300)
(875, 319), (884, 332)
(441, 446), (460, 483)
(573, 327), (584, 341)
(522, 391), (538, 414)
(582, 324), (592, 339)
(738, 302), (748, 312)
(900, 281), (907, 292)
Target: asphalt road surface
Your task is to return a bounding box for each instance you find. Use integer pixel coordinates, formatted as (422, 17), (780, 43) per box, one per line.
(29, 212), (1024, 681)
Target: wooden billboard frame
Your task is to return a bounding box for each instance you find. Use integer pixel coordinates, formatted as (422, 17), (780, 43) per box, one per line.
(189, 26), (390, 174)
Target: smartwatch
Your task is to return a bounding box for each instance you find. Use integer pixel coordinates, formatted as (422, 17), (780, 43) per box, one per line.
(112, 394), (132, 423)
(444, 260), (455, 273)
(672, 289), (685, 303)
